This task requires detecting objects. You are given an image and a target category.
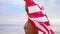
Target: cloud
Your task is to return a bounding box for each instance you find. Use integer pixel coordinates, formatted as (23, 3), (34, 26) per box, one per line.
(50, 0), (55, 2)
(0, 0), (26, 25)
(0, 0), (25, 16)
(0, 0), (24, 4)
(44, 0), (60, 17)
(0, 14), (27, 25)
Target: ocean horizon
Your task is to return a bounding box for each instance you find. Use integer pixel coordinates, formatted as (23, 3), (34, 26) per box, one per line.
(0, 24), (60, 34)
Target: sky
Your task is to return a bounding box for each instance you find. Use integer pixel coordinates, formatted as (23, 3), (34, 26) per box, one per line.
(0, 0), (60, 25)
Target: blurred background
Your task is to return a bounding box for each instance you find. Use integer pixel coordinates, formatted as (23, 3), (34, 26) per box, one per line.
(0, 0), (60, 34)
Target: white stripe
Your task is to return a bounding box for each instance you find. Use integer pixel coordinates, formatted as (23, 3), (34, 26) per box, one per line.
(48, 26), (53, 29)
(48, 26), (54, 32)
(43, 23), (51, 34)
(32, 20), (48, 34)
(33, 0), (43, 7)
(28, 5), (41, 13)
(29, 16), (48, 22)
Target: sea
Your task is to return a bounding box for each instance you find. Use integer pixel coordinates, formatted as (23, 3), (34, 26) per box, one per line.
(0, 24), (60, 34)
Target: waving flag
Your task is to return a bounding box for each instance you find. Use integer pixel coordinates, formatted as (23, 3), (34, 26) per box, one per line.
(25, 0), (55, 34)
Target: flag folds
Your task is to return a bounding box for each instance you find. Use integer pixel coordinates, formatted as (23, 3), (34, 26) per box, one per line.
(25, 0), (55, 34)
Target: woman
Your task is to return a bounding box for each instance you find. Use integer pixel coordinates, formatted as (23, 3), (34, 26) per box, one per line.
(24, 0), (38, 34)
(24, 0), (55, 34)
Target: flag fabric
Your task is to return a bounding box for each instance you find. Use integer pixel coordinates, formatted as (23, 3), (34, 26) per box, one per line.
(25, 0), (55, 34)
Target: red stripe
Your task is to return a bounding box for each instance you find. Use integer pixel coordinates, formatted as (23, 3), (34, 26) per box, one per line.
(44, 21), (50, 26)
(26, 0), (37, 7)
(39, 22), (50, 34)
(28, 11), (45, 18)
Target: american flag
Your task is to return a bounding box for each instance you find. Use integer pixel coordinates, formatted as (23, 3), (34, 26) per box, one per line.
(25, 0), (55, 34)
